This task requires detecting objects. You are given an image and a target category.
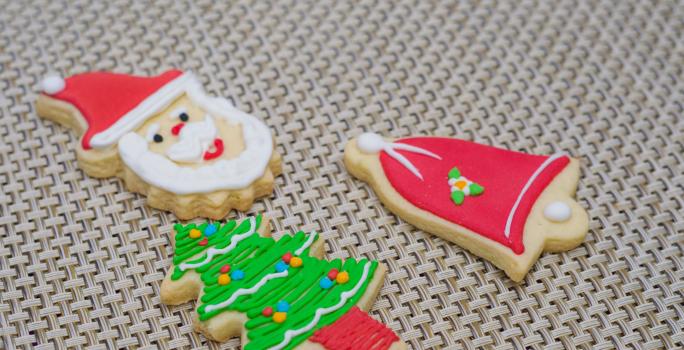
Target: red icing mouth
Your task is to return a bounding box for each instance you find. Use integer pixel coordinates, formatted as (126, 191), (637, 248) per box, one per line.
(203, 138), (224, 160)
(171, 122), (185, 135)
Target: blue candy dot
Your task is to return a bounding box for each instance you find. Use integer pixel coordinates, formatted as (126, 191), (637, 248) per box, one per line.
(276, 300), (290, 312)
(319, 277), (333, 289)
(275, 261), (289, 272)
(231, 269), (245, 281)
(204, 224), (217, 236)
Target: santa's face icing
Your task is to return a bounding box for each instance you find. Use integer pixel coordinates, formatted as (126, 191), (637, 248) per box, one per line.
(118, 91), (273, 195)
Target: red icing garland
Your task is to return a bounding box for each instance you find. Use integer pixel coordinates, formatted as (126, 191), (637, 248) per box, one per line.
(379, 137), (569, 254)
(309, 307), (398, 350)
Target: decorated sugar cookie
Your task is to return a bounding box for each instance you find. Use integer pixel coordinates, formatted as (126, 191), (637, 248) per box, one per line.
(161, 215), (406, 350)
(35, 70), (281, 219)
(344, 133), (589, 281)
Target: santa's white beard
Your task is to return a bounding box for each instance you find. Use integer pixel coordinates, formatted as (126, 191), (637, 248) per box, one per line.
(117, 91), (273, 195)
(166, 115), (218, 163)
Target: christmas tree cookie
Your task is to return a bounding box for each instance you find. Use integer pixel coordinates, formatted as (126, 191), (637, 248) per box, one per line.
(35, 70), (281, 219)
(161, 215), (406, 350)
(344, 133), (589, 281)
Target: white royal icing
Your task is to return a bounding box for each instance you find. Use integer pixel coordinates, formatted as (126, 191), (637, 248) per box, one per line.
(166, 114), (217, 163)
(41, 75), (66, 94)
(543, 201), (571, 222)
(117, 74), (273, 194)
(357, 132), (441, 180)
(269, 261), (373, 350)
(504, 153), (568, 238)
(203, 231), (319, 313)
(178, 217), (257, 271)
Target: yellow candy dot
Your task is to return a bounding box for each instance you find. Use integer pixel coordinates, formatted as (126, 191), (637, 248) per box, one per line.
(290, 257), (303, 268)
(336, 271), (349, 284)
(273, 312), (287, 323)
(189, 229), (202, 239)
(218, 274), (231, 285)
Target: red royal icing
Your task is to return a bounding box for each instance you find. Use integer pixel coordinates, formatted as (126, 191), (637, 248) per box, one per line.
(203, 138), (224, 161)
(309, 307), (398, 350)
(380, 137), (569, 254)
(44, 70), (183, 149)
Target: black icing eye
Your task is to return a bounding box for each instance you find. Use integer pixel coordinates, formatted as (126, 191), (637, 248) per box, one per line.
(153, 134), (164, 143)
(179, 112), (189, 122)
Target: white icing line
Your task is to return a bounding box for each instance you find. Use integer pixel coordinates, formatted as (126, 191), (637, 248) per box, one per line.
(384, 147), (425, 180)
(294, 232), (317, 256)
(203, 232), (319, 312)
(504, 153), (567, 238)
(178, 217), (256, 271)
(390, 142), (441, 160)
(205, 270), (289, 313)
(268, 261), (372, 350)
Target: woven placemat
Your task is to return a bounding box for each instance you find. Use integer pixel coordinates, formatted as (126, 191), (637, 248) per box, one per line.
(1, 0), (683, 349)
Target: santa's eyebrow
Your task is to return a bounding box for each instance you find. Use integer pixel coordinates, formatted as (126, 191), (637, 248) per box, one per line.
(145, 123), (160, 141)
(169, 107), (188, 119)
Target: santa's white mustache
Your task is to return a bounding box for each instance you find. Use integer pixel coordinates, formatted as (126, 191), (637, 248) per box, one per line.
(166, 114), (219, 163)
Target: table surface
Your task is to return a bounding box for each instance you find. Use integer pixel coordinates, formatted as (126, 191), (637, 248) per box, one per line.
(1, 0), (683, 349)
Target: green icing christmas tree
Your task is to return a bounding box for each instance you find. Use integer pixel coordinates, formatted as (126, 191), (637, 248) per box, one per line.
(163, 215), (380, 350)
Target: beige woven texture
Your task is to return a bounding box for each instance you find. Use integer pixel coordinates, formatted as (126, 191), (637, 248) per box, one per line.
(1, 0), (683, 349)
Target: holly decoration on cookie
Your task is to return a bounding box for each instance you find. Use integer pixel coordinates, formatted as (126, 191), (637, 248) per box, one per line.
(345, 133), (588, 281)
(162, 215), (405, 350)
(447, 167), (484, 205)
(35, 70), (280, 219)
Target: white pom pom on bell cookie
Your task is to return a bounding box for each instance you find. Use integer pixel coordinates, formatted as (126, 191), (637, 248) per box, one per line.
(41, 75), (65, 94)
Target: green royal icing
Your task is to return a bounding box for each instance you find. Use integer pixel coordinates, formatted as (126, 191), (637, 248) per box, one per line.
(170, 214), (378, 350)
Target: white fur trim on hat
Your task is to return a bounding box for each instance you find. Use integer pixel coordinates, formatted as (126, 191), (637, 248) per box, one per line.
(89, 72), (198, 149)
(41, 75), (65, 94)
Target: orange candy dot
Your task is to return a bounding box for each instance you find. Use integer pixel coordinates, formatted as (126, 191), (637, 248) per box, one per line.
(455, 180), (467, 190)
(189, 229), (202, 239)
(218, 274), (231, 285)
(290, 257), (303, 268)
(273, 312), (287, 323)
(336, 271), (349, 284)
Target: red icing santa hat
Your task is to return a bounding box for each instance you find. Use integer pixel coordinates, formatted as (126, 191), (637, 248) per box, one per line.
(40, 69), (197, 150)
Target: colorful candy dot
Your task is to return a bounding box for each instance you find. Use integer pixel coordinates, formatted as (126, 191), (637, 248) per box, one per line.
(276, 301), (290, 312)
(231, 269), (245, 281)
(218, 273), (231, 285)
(273, 312), (287, 323)
(327, 268), (339, 280)
(262, 306), (273, 317)
(336, 271), (350, 284)
(198, 238), (208, 246)
(189, 229), (202, 239)
(290, 257), (303, 268)
(220, 264), (231, 273)
(282, 252), (293, 264)
(319, 277), (333, 289)
(204, 224), (217, 236)
(275, 261), (289, 272)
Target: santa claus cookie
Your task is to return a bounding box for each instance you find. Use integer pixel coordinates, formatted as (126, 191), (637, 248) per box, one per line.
(35, 70), (281, 219)
(161, 215), (406, 350)
(344, 133), (589, 281)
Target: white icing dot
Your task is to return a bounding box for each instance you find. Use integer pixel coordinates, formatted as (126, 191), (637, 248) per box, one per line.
(356, 132), (386, 153)
(41, 75), (65, 94)
(544, 201), (571, 222)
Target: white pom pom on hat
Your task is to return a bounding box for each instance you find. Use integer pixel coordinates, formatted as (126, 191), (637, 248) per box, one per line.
(41, 75), (65, 94)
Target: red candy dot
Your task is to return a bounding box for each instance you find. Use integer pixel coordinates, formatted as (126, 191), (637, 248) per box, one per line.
(262, 306), (273, 317)
(220, 264), (231, 273)
(327, 268), (339, 280)
(282, 252), (293, 264)
(198, 238), (208, 246)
